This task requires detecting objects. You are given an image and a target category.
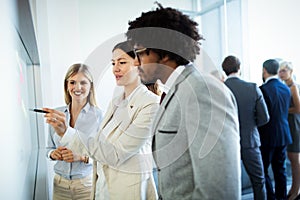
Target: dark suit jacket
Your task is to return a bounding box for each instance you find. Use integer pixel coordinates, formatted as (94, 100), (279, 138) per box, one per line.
(225, 77), (270, 148)
(259, 78), (292, 147)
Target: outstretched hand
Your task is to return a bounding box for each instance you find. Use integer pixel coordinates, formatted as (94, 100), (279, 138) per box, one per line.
(43, 108), (67, 137)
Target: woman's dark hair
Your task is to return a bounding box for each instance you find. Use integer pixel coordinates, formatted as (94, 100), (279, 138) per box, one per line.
(145, 82), (161, 96)
(112, 40), (161, 95)
(112, 40), (135, 59)
(126, 2), (204, 66)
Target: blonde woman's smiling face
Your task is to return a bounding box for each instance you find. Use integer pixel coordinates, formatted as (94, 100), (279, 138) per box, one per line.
(67, 72), (91, 103)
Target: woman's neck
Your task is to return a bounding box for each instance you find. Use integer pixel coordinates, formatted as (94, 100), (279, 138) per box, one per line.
(285, 77), (293, 86)
(69, 100), (87, 127)
(124, 79), (140, 99)
(71, 100), (86, 112)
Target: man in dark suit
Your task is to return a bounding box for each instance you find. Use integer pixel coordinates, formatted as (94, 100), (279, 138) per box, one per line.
(222, 55), (270, 200)
(126, 3), (241, 199)
(259, 59), (292, 200)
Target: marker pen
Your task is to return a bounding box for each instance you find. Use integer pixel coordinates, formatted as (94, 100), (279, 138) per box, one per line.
(29, 108), (49, 113)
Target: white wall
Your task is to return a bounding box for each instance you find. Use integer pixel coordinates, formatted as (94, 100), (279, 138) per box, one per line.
(200, 0), (300, 84)
(246, 0), (300, 84)
(200, 0), (244, 77)
(0, 2), (21, 199)
(0, 0), (41, 199)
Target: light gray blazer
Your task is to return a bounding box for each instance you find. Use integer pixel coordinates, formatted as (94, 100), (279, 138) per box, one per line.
(153, 65), (241, 200)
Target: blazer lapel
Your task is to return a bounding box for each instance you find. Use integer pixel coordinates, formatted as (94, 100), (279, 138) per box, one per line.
(98, 96), (123, 139)
(102, 85), (145, 138)
(99, 102), (116, 130)
(152, 65), (195, 132)
(122, 85), (147, 125)
(126, 86), (144, 113)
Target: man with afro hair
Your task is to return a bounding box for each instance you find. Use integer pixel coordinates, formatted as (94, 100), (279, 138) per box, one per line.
(126, 3), (241, 199)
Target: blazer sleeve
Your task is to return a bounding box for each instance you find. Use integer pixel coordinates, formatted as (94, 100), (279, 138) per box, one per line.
(255, 86), (270, 127)
(75, 101), (159, 167)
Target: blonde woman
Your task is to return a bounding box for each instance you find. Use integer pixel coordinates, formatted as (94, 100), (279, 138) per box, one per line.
(279, 61), (300, 200)
(45, 63), (103, 200)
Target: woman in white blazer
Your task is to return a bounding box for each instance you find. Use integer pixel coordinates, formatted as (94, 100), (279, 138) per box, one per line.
(44, 41), (159, 200)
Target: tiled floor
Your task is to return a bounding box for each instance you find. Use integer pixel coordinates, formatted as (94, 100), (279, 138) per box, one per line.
(242, 192), (254, 200)
(241, 158), (293, 200)
(242, 178), (292, 200)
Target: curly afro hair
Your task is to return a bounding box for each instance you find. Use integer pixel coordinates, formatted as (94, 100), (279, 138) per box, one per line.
(126, 2), (204, 65)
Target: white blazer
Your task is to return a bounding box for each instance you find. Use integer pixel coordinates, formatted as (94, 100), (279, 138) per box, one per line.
(90, 85), (159, 200)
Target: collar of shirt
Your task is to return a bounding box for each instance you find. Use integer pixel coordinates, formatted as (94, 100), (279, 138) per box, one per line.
(264, 75), (278, 84)
(161, 65), (185, 94)
(227, 73), (240, 79)
(64, 102), (91, 114)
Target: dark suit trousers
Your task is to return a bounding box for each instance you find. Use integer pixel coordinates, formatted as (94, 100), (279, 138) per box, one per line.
(242, 147), (266, 200)
(260, 145), (288, 200)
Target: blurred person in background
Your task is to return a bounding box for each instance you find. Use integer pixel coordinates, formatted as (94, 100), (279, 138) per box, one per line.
(279, 61), (300, 200)
(259, 59), (292, 200)
(222, 55), (269, 200)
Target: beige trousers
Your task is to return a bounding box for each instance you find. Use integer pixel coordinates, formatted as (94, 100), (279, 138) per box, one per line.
(53, 174), (92, 200)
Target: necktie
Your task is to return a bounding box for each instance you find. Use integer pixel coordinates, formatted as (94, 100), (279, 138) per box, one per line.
(160, 92), (166, 104)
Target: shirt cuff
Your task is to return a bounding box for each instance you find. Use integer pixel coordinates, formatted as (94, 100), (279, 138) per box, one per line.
(47, 150), (54, 160)
(60, 127), (77, 146)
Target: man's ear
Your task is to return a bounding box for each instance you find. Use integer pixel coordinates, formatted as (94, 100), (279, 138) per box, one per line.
(160, 55), (170, 63)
